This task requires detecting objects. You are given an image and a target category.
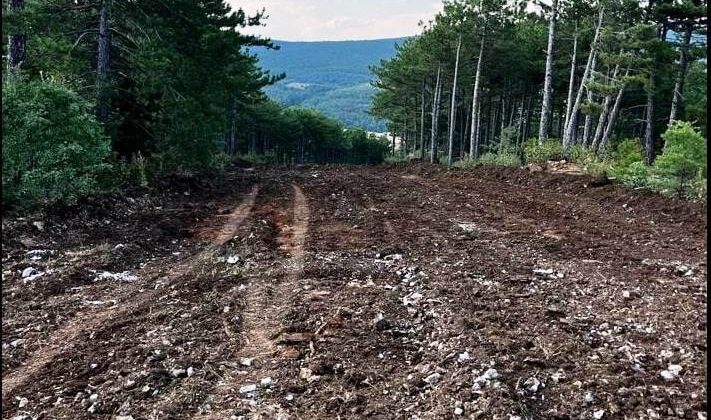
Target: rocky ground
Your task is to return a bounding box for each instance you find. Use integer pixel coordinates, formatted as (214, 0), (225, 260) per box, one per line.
(2, 164), (707, 420)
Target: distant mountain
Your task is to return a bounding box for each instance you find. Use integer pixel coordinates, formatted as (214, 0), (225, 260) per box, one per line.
(252, 38), (406, 131)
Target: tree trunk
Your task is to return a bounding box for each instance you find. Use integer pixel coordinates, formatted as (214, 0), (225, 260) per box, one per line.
(563, 22), (578, 133)
(563, 6), (604, 148)
(430, 65), (442, 163)
(538, 0), (559, 143)
(644, 72), (655, 165)
(7, 0), (25, 69)
(591, 64), (620, 149)
(96, 0), (112, 123)
(420, 79), (426, 160)
(469, 36), (485, 159)
(599, 68), (630, 150)
(448, 36), (462, 166)
(581, 51), (599, 147)
(669, 23), (693, 124)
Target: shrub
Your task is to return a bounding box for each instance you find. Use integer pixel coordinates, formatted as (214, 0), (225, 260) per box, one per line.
(653, 121), (706, 196)
(477, 152), (521, 167)
(523, 138), (564, 164)
(237, 152), (277, 165)
(453, 156), (478, 169)
(2, 78), (114, 207)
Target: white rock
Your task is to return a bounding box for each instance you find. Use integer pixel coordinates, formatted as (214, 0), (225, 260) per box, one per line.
(187, 366), (194, 377)
(89, 394), (99, 403)
(21, 267), (37, 278)
(32, 221), (45, 231)
(94, 271), (137, 282)
(622, 290), (631, 299)
(593, 409), (605, 419)
(10, 339), (25, 347)
(524, 377), (542, 393)
(227, 255), (240, 264)
(171, 368), (187, 378)
(18, 397), (28, 408)
(533, 268), (554, 277)
(454, 407), (464, 415)
(141, 385), (151, 393)
(260, 377), (272, 387)
(585, 391), (594, 403)
(87, 402), (99, 413)
(240, 357), (253, 367)
(116, 416), (135, 420)
(457, 352), (470, 363)
(424, 372), (441, 385)
(285, 394), (294, 402)
(239, 384), (257, 394)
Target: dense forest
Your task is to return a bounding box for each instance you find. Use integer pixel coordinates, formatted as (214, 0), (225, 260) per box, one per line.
(255, 39), (404, 131)
(2, 0), (389, 208)
(371, 0), (707, 197)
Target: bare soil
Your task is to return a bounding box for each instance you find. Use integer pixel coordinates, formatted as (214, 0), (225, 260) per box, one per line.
(2, 165), (706, 420)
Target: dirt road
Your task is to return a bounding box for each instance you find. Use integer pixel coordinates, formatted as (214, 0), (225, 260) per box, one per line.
(2, 165), (706, 419)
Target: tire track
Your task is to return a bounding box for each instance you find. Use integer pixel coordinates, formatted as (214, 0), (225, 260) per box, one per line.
(197, 183), (309, 419)
(1, 185), (260, 407)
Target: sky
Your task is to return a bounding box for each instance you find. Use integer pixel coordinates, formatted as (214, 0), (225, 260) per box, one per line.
(227, 0), (443, 41)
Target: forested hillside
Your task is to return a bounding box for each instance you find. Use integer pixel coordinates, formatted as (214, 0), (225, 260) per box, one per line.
(255, 38), (404, 131)
(2, 1), (390, 209)
(372, 0), (707, 198)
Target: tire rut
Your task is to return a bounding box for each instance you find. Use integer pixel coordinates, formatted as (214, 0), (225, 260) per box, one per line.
(1, 185), (260, 408)
(196, 183), (309, 419)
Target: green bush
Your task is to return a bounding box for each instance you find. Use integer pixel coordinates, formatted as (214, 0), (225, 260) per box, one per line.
(653, 121), (706, 196)
(453, 156), (478, 169)
(523, 138), (564, 164)
(2, 78), (114, 207)
(477, 152), (521, 167)
(237, 152), (277, 165)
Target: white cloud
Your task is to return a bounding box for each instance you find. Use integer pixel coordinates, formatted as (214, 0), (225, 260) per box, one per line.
(227, 0), (442, 41)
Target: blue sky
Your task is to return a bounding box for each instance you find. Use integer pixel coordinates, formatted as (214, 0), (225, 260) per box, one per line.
(228, 0), (443, 41)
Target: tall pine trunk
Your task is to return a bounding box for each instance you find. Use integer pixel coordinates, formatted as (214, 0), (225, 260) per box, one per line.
(644, 72), (655, 165)
(581, 51), (598, 147)
(420, 80), (426, 160)
(563, 22), (578, 135)
(538, 0), (559, 143)
(96, 0), (112, 123)
(591, 64), (620, 149)
(599, 68), (630, 150)
(469, 36), (485, 159)
(448, 36), (462, 166)
(563, 6), (604, 148)
(430, 65), (442, 163)
(7, 0), (25, 69)
(668, 23), (693, 124)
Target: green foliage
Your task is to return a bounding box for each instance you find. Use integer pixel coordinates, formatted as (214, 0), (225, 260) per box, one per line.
(523, 139), (564, 164)
(477, 152), (521, 167)
(346, 129), (390, 164)
(2, 78), (113, 207)
(653, 121), (706, 196)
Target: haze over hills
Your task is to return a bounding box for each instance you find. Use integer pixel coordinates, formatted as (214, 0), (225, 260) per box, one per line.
(252, 38), (406, 132)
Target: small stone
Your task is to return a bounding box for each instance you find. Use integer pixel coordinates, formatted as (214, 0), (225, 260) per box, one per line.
(171, 368), (187, 378)
(116, 416), (135, 420)
(10, 339), (25, 347)
(593, 409), (605, 419)
(87, 402), (99, 413)
(18, 397), (28, 408)
(622, 290), (631, 299)
(227, 255), (240, 264)
(424, 372), (441, 385)
(141, 385), (151, 393)
(285, 394), (294, 402)
(585, 391), (594, 403)
(260, 377), (272, 387)
(32, 221), (44, 231)
(457, 352), (470, 363)
(240, 357), (253, 367)
(454, 407), (464, 416)
(239, 384), (257, 394)
(187, 366), (194, 377)
(373, 313), (390, 331)
(88, 394), (99, 403)
(21, 267), (36, 278)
